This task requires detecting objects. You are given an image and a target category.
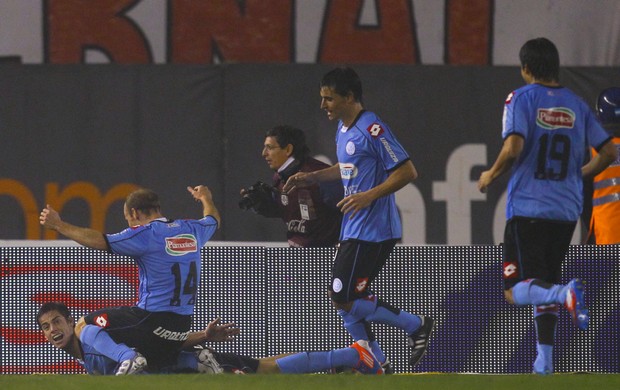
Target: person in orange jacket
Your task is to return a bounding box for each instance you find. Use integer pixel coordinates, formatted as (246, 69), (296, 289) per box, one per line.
(589, 87), (620, 244)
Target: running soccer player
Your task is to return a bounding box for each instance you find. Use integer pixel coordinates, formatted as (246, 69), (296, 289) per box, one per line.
(284, 67), (434, 372)
(478, 37), (617, 374)
(39, 185), (220, 374)
(37, 302), (383, 375)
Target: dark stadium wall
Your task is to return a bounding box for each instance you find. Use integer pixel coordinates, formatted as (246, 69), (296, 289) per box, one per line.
(1, 65), (620, 244)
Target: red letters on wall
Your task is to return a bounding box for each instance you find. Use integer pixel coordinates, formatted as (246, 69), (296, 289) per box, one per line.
(44, 0), (492, 64)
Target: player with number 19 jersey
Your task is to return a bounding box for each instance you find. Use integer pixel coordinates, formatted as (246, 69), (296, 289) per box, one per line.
(503, 84), (611, 222)
(105, 216), (218, 315)
(336, 110), (410, 242)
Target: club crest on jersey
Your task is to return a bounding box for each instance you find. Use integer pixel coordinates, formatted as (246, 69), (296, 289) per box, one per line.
(367, 123), (384, 138)
(339, 163), (358, 179)
(346, 141), (355, 155)
(503, 261), (518, 278)
(165, 234), (198, 256)
(332, 278), (343, 293)
(536, 108), (575, 129)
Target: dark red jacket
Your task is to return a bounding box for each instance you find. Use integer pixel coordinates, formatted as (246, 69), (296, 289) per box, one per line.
(260, 157), (342, 247)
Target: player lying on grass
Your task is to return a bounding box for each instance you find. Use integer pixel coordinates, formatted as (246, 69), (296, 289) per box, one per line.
(37, 302), (384, 375)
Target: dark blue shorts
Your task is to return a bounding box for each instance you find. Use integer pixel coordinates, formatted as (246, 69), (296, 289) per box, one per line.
(84, 306), (192, 371)
(502, 217), (576, 290)
(330, 239), (397, 303)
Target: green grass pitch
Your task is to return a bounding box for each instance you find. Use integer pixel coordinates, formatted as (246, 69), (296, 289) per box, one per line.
(2, 373), (620, 390)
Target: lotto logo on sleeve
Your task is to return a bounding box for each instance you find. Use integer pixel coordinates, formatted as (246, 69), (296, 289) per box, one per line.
(503, 262), (519, 279)
(367, 123), (384, 138)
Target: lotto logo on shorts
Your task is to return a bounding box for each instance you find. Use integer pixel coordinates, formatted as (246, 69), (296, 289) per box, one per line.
(367, 123), (384, 138)
(503, 262), (518, 279)
(94, 314), (109, 328)
(355, 277), (369, 293)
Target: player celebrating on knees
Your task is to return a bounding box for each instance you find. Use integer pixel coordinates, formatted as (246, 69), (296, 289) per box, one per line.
(478, 38), (617, 374)
(284, 67), (433, 372)
(39, 185), (220, 374)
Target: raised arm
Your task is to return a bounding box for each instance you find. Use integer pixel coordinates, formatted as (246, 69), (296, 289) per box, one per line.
(187, 185), (221, 227)
(39, 205), (108, 250)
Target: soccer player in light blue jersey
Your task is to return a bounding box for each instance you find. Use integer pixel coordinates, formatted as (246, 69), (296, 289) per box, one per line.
(478, 37), (618, 374)
(284, 67), (433, 373)
(39, 185), (220, 374)
(37, 302), (383, 375)
(36, 301), (237, 375)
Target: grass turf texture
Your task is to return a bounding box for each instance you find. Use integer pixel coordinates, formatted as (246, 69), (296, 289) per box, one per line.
(2, 373), (619, 390)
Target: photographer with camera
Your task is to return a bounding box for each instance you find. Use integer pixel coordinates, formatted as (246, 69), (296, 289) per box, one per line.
(239, 125), (342, 247)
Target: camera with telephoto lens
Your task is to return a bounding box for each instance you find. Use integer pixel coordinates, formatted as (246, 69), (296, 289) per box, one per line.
(238, 181), (275, 211)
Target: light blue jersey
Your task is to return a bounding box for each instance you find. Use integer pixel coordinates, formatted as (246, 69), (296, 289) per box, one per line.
(106, 216), (218, 315)
(80, 342), (117, 375)
(79, 343), (198, 375)
(336, 110), (410, 242)
(502, 84), (611, 221)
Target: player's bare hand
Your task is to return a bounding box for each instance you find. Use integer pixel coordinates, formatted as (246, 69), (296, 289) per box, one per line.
(337, 192), (373, 218)
(204, 318), (240, 342)
(187, 185), (212, 202)
(478, 171), (493, 193)
(39, 204), (61, 230)
(283, 172), (313, 193)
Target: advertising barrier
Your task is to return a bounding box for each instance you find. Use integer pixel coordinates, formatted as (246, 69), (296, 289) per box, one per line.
(1, 244), (618, 374)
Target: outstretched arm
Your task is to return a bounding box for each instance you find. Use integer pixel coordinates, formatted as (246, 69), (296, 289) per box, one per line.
(187, 185), (221, 227)
(338, 160), (417, 218)
(181, 318), (240, 348)
(282, 163), (341, 193)
(39, 205), (108, 250)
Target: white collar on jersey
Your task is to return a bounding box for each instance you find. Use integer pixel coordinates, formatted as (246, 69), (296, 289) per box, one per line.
(277, 156), (296, 173)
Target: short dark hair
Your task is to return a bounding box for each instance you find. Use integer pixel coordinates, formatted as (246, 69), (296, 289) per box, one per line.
(265, 125), (310, 162)
(519, 37), (560, 82)
(36, 302), (71, 328)
(320, 67), (363, 102)
(125, 188), (160, 214)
